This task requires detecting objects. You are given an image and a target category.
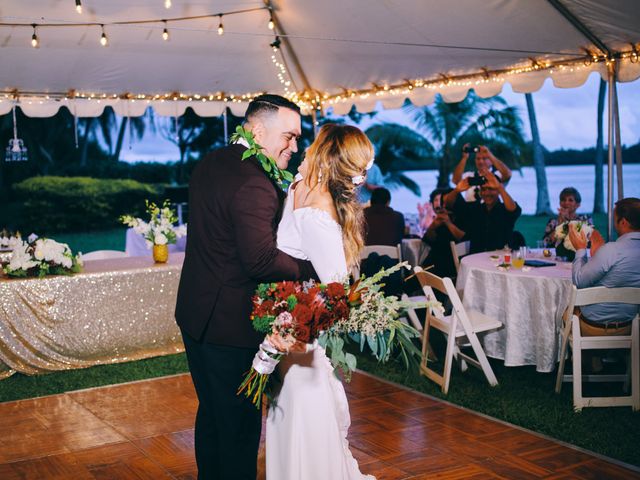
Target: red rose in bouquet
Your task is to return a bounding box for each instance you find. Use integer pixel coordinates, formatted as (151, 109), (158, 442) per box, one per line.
(237, 280), (350, 408)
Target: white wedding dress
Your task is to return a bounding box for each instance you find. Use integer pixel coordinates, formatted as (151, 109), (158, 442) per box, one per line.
(266, 187), (374, 480)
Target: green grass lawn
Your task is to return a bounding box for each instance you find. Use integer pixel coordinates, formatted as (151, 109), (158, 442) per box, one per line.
(52, 228), (127, 253)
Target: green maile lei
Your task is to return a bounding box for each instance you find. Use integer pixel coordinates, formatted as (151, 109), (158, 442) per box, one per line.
(230, 125), (294, 191)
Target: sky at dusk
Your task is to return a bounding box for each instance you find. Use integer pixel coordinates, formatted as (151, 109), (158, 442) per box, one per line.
(120, 73), (640, 163)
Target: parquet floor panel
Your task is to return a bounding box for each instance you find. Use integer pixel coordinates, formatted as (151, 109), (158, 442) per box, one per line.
(0, 371), (638, 479)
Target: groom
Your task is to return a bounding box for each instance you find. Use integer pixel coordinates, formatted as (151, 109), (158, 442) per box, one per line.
(175, 94), (316, 480)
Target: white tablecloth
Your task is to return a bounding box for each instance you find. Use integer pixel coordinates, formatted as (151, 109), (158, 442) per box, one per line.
(456, 251), (573, 372)
(125, 228), (187, 257)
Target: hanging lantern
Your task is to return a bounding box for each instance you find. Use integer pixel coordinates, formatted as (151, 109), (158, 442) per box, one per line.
(5, 104), (28, 162)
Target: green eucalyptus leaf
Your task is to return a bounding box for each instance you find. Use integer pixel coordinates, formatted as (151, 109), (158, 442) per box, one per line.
(345, 353), (357, 372)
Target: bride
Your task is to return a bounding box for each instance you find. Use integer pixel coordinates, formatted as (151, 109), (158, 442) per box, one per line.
(266, 124), (376, 480)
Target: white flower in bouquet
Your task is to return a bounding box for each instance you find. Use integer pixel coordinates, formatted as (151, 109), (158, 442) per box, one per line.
(7, 242), (38, 271)
(555, 220), (593, 252)
(27, 233), (38, 243)
(154, 232), (168, 245)
(0, 236), (8, 248)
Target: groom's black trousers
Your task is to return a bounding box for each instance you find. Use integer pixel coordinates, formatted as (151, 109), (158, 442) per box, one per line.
(181, 328), (262, 480)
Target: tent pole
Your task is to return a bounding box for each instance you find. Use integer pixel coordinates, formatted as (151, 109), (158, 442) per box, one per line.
(612, 75), (624, 200)
(223, 107), (228, 144)
(311, 109), (318, 138)
(606, 64), (615, 240)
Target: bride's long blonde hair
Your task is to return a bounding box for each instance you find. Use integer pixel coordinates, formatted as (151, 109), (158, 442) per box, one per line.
(303, 124), (375, 268)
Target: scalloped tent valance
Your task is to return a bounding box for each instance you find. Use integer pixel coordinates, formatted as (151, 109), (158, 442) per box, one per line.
(0, 0), (638, 117)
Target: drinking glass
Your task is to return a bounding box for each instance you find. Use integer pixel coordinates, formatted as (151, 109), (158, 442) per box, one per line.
(512, 247), (526, 269)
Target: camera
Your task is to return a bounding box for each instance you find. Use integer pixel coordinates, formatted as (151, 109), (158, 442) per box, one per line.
(468, 173), (487, 186)
(463, 145), (479, 154)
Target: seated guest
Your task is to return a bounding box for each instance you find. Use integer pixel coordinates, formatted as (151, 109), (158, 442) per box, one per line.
(452, 144), (513, 202)
(542, 187), (592, 247)
(444, 170), (521, 253)
(569, 197), (640, 336)
(421, 188), (465, 279)
(363, 187), (405, 247)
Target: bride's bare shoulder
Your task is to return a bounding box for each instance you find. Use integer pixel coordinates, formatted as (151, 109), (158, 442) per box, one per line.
(298, 189), (339, 223)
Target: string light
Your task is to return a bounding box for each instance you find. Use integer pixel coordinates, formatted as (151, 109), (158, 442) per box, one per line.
(164, 0), (172, 9)
(100, 25), (108, 46)
(75, 0), (82, 14)
(162, 20), (169, 41)
(31, 24), (38, 48)
(268, 15), (275, 30)
(217, 15), (224, 35)
(270, 36), (281, 50)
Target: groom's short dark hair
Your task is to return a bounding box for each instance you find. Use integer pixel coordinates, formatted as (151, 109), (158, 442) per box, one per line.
(245, 94), (301, 122)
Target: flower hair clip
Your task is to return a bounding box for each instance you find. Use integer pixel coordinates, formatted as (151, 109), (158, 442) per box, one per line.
(351, 157), (375, 185)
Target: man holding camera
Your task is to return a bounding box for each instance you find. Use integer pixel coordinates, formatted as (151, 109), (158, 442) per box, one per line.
(444, 170), (521, 253)
(452, 144), (512, 202)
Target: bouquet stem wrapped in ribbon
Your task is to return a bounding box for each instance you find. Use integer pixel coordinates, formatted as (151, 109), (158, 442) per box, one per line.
(237, 262), (441, 408)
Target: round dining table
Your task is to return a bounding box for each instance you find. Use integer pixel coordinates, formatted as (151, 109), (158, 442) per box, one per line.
(456, 250), (574, 373)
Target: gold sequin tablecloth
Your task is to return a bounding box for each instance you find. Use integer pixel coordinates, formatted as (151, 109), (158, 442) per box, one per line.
(0, 253), (185, 379)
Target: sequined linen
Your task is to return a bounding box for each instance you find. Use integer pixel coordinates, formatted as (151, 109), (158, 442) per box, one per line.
(0, 253), (185, 379)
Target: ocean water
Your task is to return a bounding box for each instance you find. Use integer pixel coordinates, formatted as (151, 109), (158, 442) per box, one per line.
(389, 164), (640, 215)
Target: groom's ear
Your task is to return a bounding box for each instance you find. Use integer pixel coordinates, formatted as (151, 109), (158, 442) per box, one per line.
(251, 121), (266, 144)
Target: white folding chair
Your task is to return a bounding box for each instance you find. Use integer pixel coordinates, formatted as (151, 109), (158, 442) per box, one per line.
(81, 250), (128, 261)
(555, 285), (640, 411)
(413, 266), (501, 394)
(449, 240), (470, 273)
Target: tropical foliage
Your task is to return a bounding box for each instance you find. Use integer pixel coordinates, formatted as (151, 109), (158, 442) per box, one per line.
(404, 91), (527, 187)
(364, 123), (435, 196)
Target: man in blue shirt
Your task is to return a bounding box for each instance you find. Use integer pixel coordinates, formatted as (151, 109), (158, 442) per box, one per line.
(569, 197), (640, 336)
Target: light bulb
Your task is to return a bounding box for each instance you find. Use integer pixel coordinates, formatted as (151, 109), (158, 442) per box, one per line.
(75, 0), (82, 14)
(164, 0), (172, 8)
(100, 26), (108, 46)
(162, 26), (169, 41)
(31, 25), (38, 48)
(218, 21), (224, 35)
(268, 17), (275, 30)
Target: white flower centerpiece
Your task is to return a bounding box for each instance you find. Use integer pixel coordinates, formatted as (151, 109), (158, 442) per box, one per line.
(120, 200), (187, 263)
(554, 220), (593, 260)
(2, 236), (82, 278)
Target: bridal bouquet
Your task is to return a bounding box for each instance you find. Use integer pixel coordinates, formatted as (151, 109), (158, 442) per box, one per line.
(120, 199), (187, 248)
(2, 237), (82, 278)
(238, 262), (438, 408)
(554, 220), (593, 252)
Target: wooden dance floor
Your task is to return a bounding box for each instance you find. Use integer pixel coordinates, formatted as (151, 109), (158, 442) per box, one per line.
(0, 371), (638, 479)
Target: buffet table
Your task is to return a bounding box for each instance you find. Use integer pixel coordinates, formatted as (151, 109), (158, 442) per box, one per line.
(0, 253), (185, 379)
(456, 251), (573, 372)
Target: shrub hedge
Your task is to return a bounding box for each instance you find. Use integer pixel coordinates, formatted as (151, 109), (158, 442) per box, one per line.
(13, 176), (163, 233)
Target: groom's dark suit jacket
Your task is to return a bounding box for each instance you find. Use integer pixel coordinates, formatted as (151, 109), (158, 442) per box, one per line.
(175, 144), (315, 348)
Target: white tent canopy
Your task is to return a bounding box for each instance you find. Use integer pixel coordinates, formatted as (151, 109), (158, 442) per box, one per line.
(0, 0), (639, 117)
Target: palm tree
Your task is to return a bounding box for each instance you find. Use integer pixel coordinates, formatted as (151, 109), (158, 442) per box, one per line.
(525, 93), (553, 215)
(364, 123), (434, 196)
(593, 78), (606, 214)
(158, 108), (227, 183)
(404, 92), (526, 187)
(90, 107), (151, 163)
